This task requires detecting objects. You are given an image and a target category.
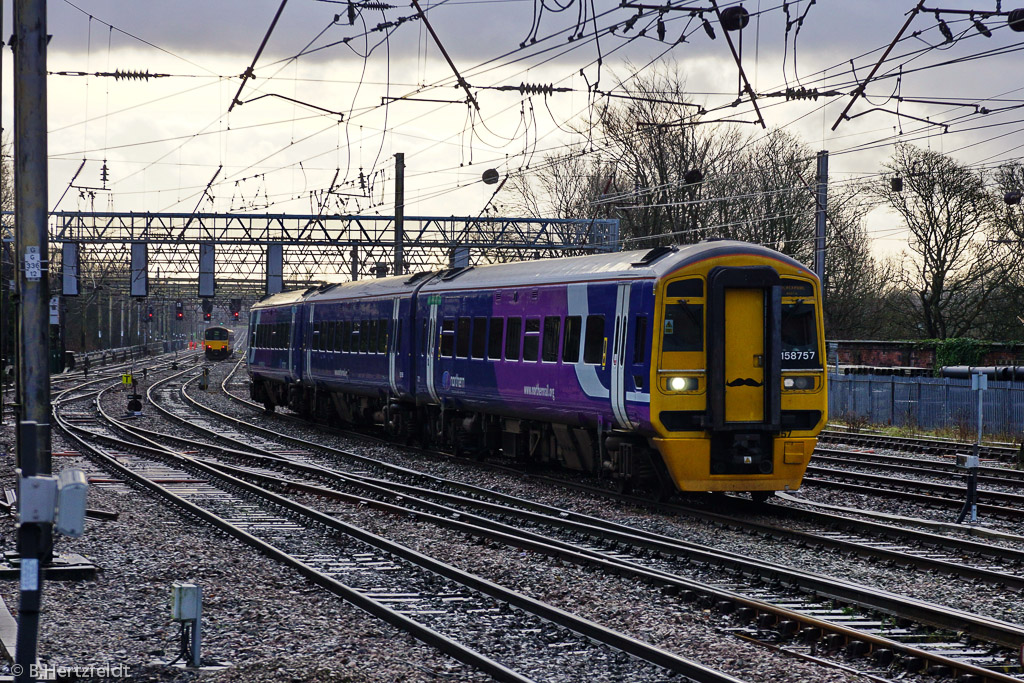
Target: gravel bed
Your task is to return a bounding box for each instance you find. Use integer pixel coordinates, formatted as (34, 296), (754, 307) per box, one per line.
(208, 364), (1024, 626)
(9, 357), (1021, 681)
(1, 370), (488, 682)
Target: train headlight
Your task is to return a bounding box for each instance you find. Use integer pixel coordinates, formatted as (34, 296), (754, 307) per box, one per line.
(667, 376), (698, 392)
(783, 376), (815, 391)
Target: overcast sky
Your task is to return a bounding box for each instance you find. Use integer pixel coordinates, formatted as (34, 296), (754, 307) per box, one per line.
(2, 0), (1022, 253)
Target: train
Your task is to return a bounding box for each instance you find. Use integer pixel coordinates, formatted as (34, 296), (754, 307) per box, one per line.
(246, 240), (828, 498)
(203, 326), (234, 360)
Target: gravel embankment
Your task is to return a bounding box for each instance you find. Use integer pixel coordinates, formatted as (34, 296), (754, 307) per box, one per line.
(3, 357), (1021, 682)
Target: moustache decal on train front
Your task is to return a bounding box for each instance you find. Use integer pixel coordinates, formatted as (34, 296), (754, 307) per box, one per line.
(727, 377), (764, 387)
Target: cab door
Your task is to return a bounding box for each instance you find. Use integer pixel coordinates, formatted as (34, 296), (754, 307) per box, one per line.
(706, 267), (781, 431)
(723, 289), (764, 422)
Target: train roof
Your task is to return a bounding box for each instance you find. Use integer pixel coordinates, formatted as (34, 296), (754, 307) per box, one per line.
(250, 241), (814, 309)
(417, 240), (814, 292)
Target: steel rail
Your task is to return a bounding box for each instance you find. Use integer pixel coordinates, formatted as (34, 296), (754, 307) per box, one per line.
(171, 372), (1024, 668)
(122, 369), (748, 683)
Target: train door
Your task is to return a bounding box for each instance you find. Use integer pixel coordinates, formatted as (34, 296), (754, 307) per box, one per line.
(610, 282), (634, 429)
(724, 289), (764, 422)
(288, 305), (299, 381)
(706, 266), (781, 431)
(305, 304), (314, 381)
(388, 298), (400, 395)
(248, 310), (260, 364)
(425, 298), (440, 403)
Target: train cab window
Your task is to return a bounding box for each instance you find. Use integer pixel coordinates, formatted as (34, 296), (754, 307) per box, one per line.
(456, 317), (471, 358)
(378, 319), (389, 353)
(562, 316), (582, 363)
(662, 303), (703, 352)
(542, 317), (560, 362)
(505, 317), (522, 361)
(488, 319), (504, 360)
(523, 318), (541, 361)
(440, 319), (455, 357)
(633, 316), (648, 364)
(471, 317), (487, 359)
(666, 279), (703, 298)
(781, 300), (820, 368)
(583, 315), (605, 364)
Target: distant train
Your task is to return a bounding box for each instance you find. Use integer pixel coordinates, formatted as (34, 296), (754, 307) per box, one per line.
(203, 326), (234, 360)
(246, 240), (828, 498)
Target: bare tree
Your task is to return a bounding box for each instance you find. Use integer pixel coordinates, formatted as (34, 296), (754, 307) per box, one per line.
(874, 145), (1006, 339)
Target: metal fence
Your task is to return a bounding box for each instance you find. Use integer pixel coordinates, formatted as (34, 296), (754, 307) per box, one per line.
(828, 373), (1024, 438)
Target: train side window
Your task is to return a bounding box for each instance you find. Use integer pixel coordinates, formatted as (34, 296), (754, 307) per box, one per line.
(583, 315), (604, 364)
(378, 319), (388, 353)
(333, 321), (343, 352)
(562, 316), (581, 363)
(542, 317), (560, 362)
(633, 316), (647, 364)
(505, 317), (521, 361)
(356, 320), (366, 353)
(662, 304), (703, 352)
(440, 319), (455, 357)
(471, 317), (487, 359)
(341, 320), (351, 352)
(368, 320), (379, 354)
(456, 317), (471, 358)
(523, 318), (541, 361)
(487, 318), (504, 360)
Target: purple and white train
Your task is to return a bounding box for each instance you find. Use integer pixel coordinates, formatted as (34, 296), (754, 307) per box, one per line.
(247, 240), (827, 497)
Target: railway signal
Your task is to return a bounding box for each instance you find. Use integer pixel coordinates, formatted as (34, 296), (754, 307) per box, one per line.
(204, 312), (211, 322)
(176, 301), (184, 320)
(146, 306), (154, 323)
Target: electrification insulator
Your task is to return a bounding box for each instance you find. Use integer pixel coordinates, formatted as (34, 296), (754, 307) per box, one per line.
(347, 1), (356, 24)
(1005, 190), (1022, 206)
(100, 161), (109, 184)
(973, 17), (992, 37)
(1009, 9), (1024, 32)
(936, 14), (954, 42)
(702, 17), (716, 40)
(720, 6), (750, 32)
(785, 87), (820, 101)
(657, 19), (666, 41)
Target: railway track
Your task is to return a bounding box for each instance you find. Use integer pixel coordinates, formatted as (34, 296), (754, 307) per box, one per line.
(54, 368), (746, 683)
(820, 429), (1021, 463)
(183, 361), (1024, 682)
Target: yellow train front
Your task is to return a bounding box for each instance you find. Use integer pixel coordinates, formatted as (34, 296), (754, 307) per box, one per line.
(648, 245), (827, 498)
(203, 326), (233, 361)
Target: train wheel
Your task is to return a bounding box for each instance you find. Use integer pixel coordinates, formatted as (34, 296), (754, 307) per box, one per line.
(751, 491), (772, 504)
(263, 402), (275, 415)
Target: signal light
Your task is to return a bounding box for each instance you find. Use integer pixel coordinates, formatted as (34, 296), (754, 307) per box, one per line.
(232, 311), (239, 320)
(146, 305), (154, 322)
(204, 312), (211, 322)
(175, 301), (184, 320)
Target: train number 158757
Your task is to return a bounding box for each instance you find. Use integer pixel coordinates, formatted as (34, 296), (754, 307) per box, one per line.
(782, 350), (816, 361)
